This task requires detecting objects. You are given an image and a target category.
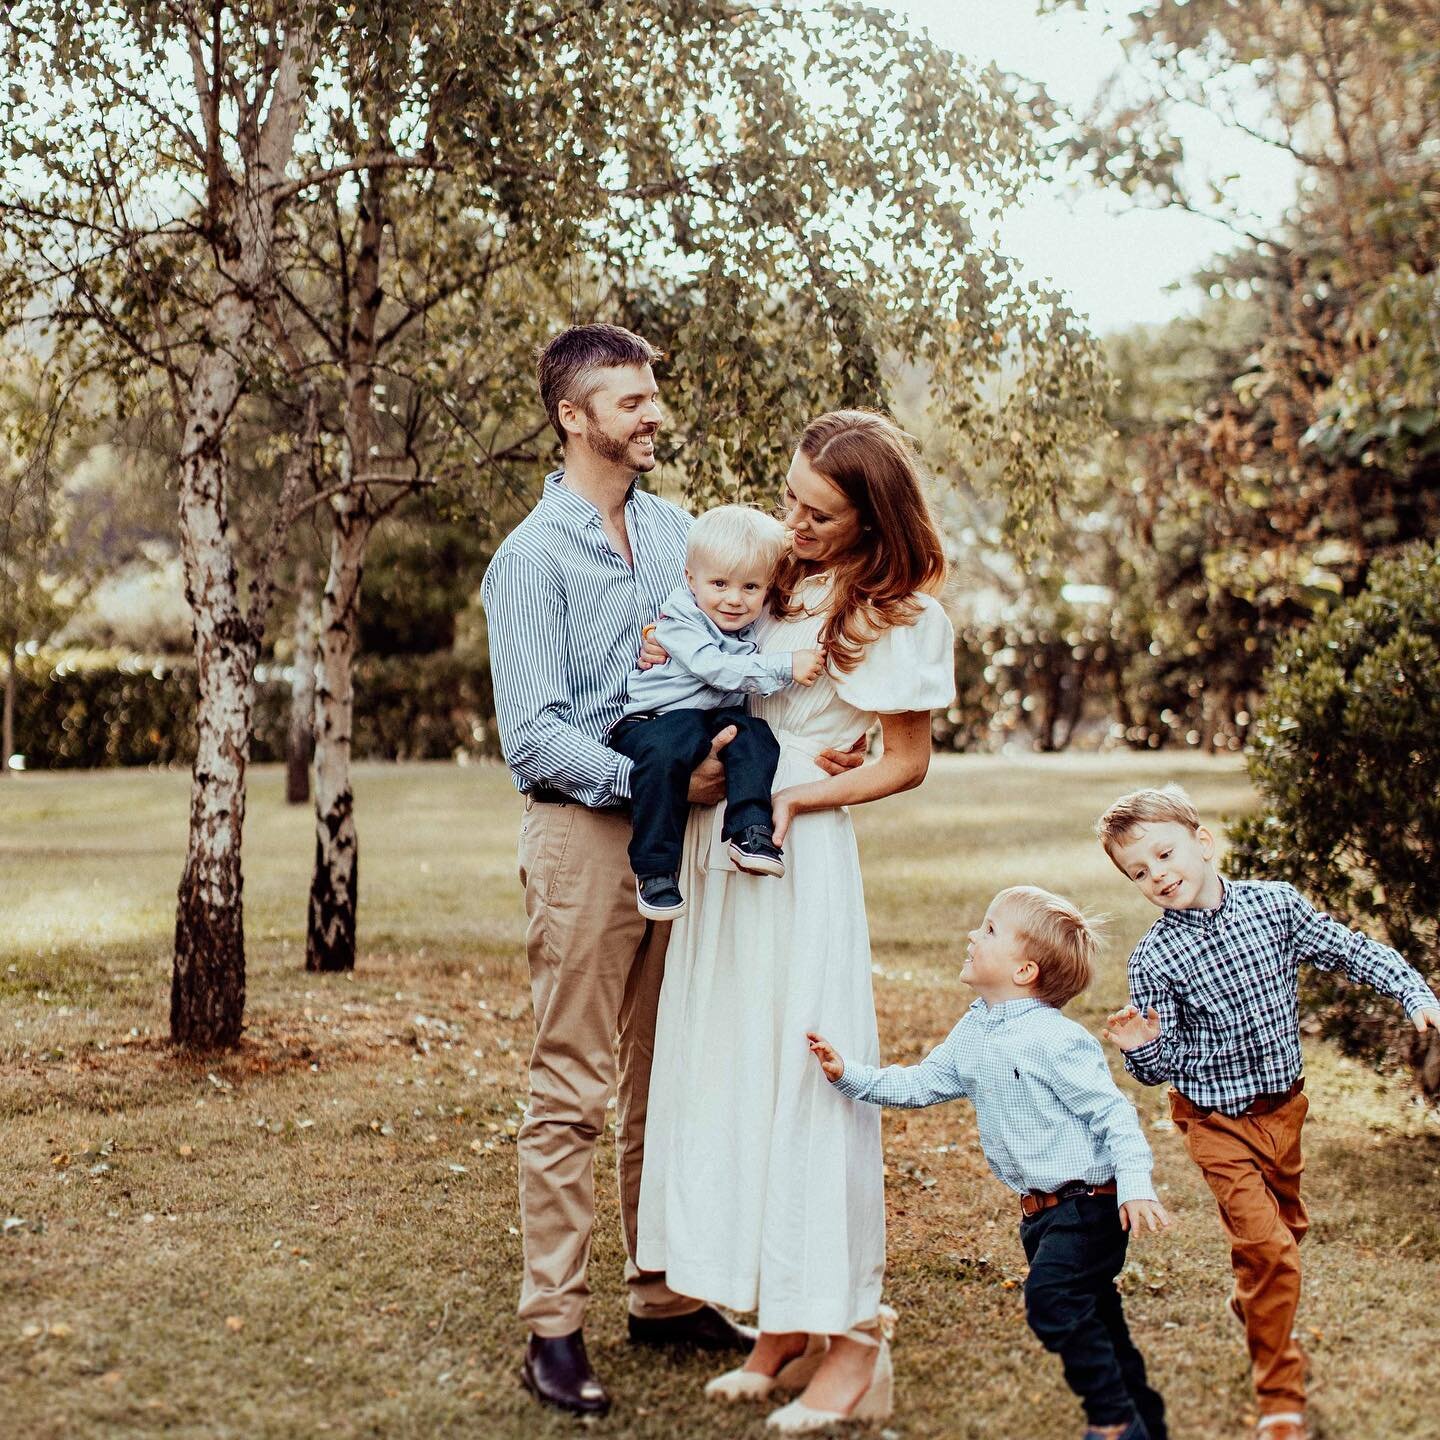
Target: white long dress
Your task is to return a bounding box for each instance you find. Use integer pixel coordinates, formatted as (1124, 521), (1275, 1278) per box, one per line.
(636, 580), (955, 1335)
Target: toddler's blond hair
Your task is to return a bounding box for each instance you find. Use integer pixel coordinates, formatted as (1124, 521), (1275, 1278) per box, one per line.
(994, 884), (1104, 1009)
(686, 504), (787, 580)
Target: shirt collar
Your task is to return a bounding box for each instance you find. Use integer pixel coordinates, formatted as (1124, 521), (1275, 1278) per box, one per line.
(1160, 874), (1232, 929)
(973, 996), (1050, 1022)
(543, 469), (637, 529)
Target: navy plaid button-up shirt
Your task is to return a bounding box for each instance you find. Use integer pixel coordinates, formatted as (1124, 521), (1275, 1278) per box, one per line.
(1123, 878), (1439, 1115)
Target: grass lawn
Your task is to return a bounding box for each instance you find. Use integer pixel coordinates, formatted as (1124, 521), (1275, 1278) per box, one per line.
(1, 755), (1436, 1440)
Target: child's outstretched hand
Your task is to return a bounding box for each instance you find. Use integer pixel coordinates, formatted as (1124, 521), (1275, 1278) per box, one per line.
(806, 1031), (844, 1082)
(792, 648), (826, 687)
(1120, 1198), (1171, 1234)
(1102, 1003), (1162, 1052)
(1413, 1006), (1440, 1032)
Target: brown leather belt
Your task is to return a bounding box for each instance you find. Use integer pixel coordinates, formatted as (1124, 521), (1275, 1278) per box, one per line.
(1020, 1180), (1117, 1218)
(1178, 1076), (1304, 1120)
(526, 785), (630, 817)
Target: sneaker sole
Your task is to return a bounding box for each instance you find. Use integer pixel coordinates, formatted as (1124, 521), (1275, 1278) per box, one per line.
(636, 885), (686, 922)
(727, 845), (785, 878)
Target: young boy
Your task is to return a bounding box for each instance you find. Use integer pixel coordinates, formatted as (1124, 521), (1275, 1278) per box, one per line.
(1096, 785), (1440, 1440)
(610, 504), (824, 921)
(808, 886), (1170, 1440)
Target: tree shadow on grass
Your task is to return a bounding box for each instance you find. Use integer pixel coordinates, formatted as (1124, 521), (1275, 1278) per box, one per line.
(1310, 1131), (1440, 1259)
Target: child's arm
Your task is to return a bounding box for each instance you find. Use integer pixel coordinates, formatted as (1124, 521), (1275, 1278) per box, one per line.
(1102, 948), (1181, 1086)
(806, 1020), (972, 1109)
(1045, 1028), (1168, 1230)
(653, 611), (797, 696)
(1282, 883), (1440, 1027)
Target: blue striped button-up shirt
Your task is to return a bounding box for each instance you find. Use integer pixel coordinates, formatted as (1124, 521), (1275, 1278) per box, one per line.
(481, 472), (692, 807)
(1123, 878), (1440, 1115)
(834, 998), (1157, 1207)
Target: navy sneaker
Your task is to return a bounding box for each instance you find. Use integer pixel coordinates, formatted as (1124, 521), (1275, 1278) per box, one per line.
(636, 874), (686, 921)
(727, 825), (785, 878)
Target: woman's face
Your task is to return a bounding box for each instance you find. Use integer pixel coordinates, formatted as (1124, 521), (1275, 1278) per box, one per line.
(781, 450), (863, 565)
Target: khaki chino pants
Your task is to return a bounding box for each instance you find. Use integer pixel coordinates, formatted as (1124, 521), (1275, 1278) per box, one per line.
(515, 798), (695, 1336)
(1170, 1087), (1310, 1416)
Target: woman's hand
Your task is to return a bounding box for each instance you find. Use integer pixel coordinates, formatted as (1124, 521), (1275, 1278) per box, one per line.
(814, 733), (866, 776)
(806, 1031), (845, 1082)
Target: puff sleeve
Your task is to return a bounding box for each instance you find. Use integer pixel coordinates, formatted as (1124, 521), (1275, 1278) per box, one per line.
(832, 594), (956, 714)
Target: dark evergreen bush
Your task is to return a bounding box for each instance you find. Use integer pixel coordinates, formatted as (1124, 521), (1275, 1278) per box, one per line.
(1228, 540), (1440, 1095)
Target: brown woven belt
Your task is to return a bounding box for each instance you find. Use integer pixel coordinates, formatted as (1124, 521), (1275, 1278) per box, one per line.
(1020, 1179), (1117, 1218)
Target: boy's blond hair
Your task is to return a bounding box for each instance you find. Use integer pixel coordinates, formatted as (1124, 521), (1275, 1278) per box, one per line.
(686, 504), (787, 580)
(1095, 784), (1202, 870)
(995, 885), (1103, 1009)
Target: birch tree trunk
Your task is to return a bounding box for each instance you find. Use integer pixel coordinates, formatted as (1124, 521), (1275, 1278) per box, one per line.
(286, 563), (318, 804)
(306, 154), (388, 972)
(307, 492), (371, 971)
(2, 637), (15, 778)
(171, 29), (311, 1048)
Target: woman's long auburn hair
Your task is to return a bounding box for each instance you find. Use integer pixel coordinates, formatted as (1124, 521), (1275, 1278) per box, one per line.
(770, 410), (948, 674)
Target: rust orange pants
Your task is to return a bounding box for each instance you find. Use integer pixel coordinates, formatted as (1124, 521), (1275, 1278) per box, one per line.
(1170, 1087), (1309, 1416)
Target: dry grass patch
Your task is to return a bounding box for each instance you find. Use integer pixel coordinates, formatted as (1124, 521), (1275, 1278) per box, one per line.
(1, 757), (1436, 1439)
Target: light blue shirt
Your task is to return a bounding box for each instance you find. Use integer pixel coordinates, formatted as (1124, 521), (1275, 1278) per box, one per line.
(481, 472), (692, 807)
(622, 583), (795, 717)
(834, 997), (1157, 1207)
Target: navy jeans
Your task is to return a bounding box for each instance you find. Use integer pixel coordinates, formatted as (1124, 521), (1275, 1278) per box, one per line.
(1020, 1193), (1167, 1439)
(609, 707), (780, 879)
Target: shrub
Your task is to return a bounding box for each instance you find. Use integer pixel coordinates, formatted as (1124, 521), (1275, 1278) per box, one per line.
(9, 650), (499, 770)
(1228, 540), (1440, 1096)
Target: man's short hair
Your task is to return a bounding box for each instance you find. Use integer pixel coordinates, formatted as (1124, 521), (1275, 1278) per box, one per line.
(1095, 784), (1202, 866)
(995, 884), (1103, 1009)
(686, 505), (787, 581)
(537, 324), (661, 446)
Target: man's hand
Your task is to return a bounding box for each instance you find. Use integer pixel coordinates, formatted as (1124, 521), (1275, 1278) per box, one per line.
(814, 733), (867, 777)
(1102, 1004), (1162, 1052)
(806, 1030), (844, 1082)
(637, 625), (669, 671)
(792, 648), (826, 687)
(1413, 1006), (1440, 1032)
(686, 725), (735, 805)
(1119, 1198), (1171, 1234)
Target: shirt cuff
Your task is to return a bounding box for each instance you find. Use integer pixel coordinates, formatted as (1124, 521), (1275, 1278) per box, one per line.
(1115, 1169), (1158, 1208)
(1123, 1037), (1164, 1072)
(1405, 991), (1440, 1020)
(832, 1063), (877, 1101)
(609, 753), (634, 803)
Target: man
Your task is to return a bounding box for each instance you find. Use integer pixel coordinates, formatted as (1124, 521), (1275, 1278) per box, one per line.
(482, 324), (763, 1416)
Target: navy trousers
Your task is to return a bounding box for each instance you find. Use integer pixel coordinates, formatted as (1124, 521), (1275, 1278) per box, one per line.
(1020, 1194), (1167, 1439)
(609, 707), (780, 879)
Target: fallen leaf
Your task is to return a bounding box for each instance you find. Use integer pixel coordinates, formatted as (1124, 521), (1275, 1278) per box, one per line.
(177, 1145), (194, 1158)
(225, 1316), (244, 1333)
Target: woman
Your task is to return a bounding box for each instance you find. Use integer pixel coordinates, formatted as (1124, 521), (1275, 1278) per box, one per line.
(636, 411), (955, 1431)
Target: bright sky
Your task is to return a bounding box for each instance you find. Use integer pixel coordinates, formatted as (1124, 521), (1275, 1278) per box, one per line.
(887, 0), (1300, 335)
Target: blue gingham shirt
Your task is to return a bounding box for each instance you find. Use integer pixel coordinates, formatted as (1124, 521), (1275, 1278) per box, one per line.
(834, 998), (1157, 1207)
(481, 472), (691, 807)
(1123, 878), (1439, 1115)
(622, 582), (794, 717)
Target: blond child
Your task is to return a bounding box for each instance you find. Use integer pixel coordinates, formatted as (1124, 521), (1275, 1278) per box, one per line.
(610, 504), (825, 920)
(1096, 784), (1440, 1440)
(809, 886), (1169, 1440)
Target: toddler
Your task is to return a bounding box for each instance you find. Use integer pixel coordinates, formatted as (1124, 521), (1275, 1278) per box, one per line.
(610, 504), (823, 920)
(809, 885), (1169, 1440)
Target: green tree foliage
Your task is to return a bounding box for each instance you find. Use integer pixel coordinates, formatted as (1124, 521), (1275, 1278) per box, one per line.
(1228, 541), (1440, 1094)
(1037, 0), (1440, 750)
